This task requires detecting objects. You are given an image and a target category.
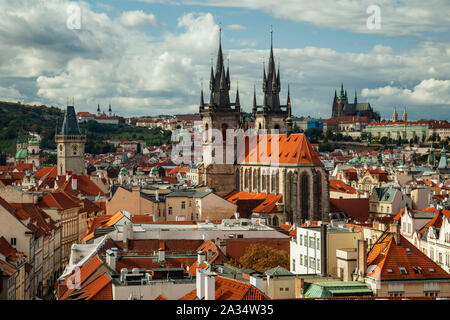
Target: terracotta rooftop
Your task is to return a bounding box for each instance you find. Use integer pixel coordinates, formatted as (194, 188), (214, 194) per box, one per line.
(366, 233), (450, 281)
(240, 133), (322, 165)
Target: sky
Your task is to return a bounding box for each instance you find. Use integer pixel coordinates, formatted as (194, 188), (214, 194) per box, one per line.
(0, 0), (449, 120)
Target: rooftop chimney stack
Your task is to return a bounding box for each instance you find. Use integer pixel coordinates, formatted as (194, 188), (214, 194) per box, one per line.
(390, 220), (401, 245)
(205, 273), (216, 300)
(106, 248), (117, 271)
(356, 240), (367, 281)
(197, 251), (205, 265)
(158, 248), (165, 263)
(196, 269), (206, 299)
(72, 177), (77, 191)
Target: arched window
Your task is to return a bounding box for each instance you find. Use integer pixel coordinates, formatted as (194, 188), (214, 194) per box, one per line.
(262, 170), (267, 191)
(244, 169), (249, 190)
(253, 169), (258, 192)
(271, 171), (276, 193)
(235, 168), (240, 190)
(300, 173), (310, 221)
(222, 123), (228, 142)
(204, 123), (209, 142)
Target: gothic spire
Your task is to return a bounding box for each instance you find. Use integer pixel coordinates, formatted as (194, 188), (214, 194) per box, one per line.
(392, 107), (398, 122)
(200, 89), (205, 109)
(287, 83), (291, 106)
(402, 107), (407, 122)
(354, 90), (358, 104)
(235, 81), (240, 109)
(60, 105), (81, 136)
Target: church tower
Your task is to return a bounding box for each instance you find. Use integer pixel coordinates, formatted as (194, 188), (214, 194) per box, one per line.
(332, 83), (348, 118)
(199, 26), (241, 196)
(253, 27), (290, 133)
(402, 107), (407, 122)
(392, 107), (398, 122)
(56, 105), (86, 176)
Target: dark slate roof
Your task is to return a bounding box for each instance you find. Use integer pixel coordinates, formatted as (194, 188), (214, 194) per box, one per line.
(60, 106), (81, 135)
(344, 103), (371, 112)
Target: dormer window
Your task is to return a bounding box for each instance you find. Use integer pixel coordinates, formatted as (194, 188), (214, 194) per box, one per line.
(399, 267), (407, 274)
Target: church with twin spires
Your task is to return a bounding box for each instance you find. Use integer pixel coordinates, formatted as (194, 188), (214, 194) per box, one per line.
(198, 28), (329, 225)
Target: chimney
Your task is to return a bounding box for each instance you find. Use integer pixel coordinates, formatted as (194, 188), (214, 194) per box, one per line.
(106, 248), (117, 271)
(196, 269), (206, 299)
(197, 251), (205, 265)
(204, 273), (216, 300)
(215, 238), (226, 256)
(72, 177), (77, 190)
(390, 221), (401, 245)
(158, 248), (165, 262)
(320, 223), (327, 276)
(206, 249), (213, 261)
(357, 240), (367, 281)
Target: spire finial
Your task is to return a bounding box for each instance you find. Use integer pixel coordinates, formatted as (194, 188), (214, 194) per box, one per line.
(270, 24), (273, 49)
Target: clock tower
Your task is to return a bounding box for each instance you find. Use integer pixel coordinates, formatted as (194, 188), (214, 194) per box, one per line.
(56, 105), (86, 176)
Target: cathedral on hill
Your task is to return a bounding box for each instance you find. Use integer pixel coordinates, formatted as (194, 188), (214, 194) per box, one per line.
(197, 28), (329, 225)
(331, 83), (380, 121)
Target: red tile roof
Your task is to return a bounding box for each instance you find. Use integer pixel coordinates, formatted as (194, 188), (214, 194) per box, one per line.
(367, 233), (450, 281)
(180, 276), (270, 300)
(330, 198), (370, 223)
(240, 133), (322, 165)
(329, 180), (358, 194)
(39, 191), (81, 210)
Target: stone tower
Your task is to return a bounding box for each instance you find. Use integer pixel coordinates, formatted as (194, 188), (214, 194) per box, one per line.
(199, 27), (241, 196)
(392, 107), (398, 122)
(56, 105), (86, 176)
(332, 83), (348, 118)
(253, 28), (290, 134)
(27, 138), (40, 168)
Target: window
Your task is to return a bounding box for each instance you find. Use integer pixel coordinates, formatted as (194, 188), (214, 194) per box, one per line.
(168, 207), (172, 215)
(317, 259), (321, 271)
(309, 237), (315, 249)
(408, 223), (411, 233)
(309, 257), (316, 270)
(317, 238), (320, 250)
(399, 267), (407, 274)
(388, 292), (404, 297)
(10, 238), (16, 246)
(299, 254), (303, 266)
(425, 291), (439, 297)
(299, 235), (302, 246)
(181, 201), (186, 209)
(280, 288), (284, 291)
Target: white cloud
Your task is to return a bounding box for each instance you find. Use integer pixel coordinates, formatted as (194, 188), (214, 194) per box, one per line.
(0, 0), (449, 121)
(188, 0), (450, 36)
(227, 24), (247, 30)
(119, 10), (165, 28)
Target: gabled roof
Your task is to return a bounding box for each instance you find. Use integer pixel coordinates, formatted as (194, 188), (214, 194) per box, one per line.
(59, 254), (105, 300)
(240, 133), (322, 165)
(329, 180), (358, 194)
(264, 265), (293, 276)
(366, 233), (450, 281)
(39, 191), (81, 210)
(34, 166), (57, 180)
